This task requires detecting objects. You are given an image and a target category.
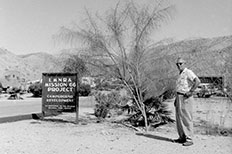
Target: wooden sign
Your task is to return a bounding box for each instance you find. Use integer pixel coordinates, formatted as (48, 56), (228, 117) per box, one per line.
(42, 73), (79, 122)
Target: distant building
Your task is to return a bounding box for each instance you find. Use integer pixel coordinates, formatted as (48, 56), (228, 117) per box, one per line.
(198, 76), (223, 89)
(81, 77), (96, 88)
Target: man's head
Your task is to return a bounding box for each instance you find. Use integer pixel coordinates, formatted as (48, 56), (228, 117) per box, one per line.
(176, 57), (186, 71)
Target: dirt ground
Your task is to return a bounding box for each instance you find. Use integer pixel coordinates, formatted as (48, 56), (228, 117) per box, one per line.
(0, 96), (232, 154)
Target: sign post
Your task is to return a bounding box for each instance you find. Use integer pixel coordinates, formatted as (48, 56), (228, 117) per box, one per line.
(75, 93), (79, 124)
(42, 73), (79, 123)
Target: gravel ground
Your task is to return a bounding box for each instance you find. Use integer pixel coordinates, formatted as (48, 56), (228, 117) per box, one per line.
(0, 97), (232, 154)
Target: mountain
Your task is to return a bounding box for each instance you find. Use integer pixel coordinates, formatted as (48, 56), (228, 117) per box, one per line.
(0, 35), (231, 88)
(0, 48), (38, 87)
(19, 52), (61, 76)
(0, 50), (62, 87)
(147, 35), (232, 77)
(0, 48), (84, 88)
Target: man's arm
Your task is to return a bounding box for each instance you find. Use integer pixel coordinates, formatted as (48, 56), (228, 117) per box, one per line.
(186, 77), (201, 97)
(190, 77), (201, 92)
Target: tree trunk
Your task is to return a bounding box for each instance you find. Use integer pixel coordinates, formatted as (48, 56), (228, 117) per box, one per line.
(141, 103), (149, 132)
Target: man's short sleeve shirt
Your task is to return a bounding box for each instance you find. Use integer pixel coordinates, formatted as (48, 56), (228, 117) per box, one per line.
(176, 68), (198, 94)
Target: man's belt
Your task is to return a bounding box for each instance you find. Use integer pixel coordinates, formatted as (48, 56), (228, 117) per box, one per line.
(177, 92), (185, 95)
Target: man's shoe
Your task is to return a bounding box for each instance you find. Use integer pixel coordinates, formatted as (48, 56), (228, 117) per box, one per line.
(182, 141), (193, 146)
(172, 138), (186, 143)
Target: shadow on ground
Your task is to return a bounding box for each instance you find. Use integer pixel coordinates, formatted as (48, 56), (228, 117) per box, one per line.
(136, 132), (174, 143)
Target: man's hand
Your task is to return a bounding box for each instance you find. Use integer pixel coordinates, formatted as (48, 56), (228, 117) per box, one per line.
(185, 91), (193, 98)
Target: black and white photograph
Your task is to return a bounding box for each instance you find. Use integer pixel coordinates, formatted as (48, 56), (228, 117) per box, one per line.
(0, 0), (232, 153)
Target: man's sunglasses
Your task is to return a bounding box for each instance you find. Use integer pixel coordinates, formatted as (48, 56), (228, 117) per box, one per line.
(176, 63), (184, 66)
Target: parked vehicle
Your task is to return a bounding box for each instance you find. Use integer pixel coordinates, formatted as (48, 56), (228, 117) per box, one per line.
(195, 83), (215, 98)
(214, 87), (229, 97)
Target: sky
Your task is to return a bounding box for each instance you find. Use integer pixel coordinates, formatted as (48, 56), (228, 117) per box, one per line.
(0, 0), (232, 55)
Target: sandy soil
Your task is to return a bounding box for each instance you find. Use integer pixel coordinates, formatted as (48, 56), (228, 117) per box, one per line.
(0, 96), (232, 154)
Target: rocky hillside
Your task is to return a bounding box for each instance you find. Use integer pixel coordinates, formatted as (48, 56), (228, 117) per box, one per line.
(146, 35), (232, 77)
(19, 52), (60, 76)
(0, 49), (60, 87)
(0, 49), (36, 87)
(0, 35), (231, 88)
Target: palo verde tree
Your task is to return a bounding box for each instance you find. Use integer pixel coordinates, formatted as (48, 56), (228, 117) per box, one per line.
(55, 0), (175, 131)
(62, 54), (89, 79)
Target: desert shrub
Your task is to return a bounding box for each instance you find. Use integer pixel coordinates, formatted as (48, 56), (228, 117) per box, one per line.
(79, 83), (91, 96)
(94, 91), (121, 118)
(128, 97), (174, 127)
(28, 82), (42, 97)
(95, 81), (111, 91)
(7, 87), (21, 94)
(62, 54), (89, 78)
(160, 88), (176, 101)
(94, 79), (124, 91)
(2, 87), (9, 93)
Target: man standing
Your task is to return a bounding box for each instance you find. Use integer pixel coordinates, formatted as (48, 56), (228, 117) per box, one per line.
(173, 57), (201, 146)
